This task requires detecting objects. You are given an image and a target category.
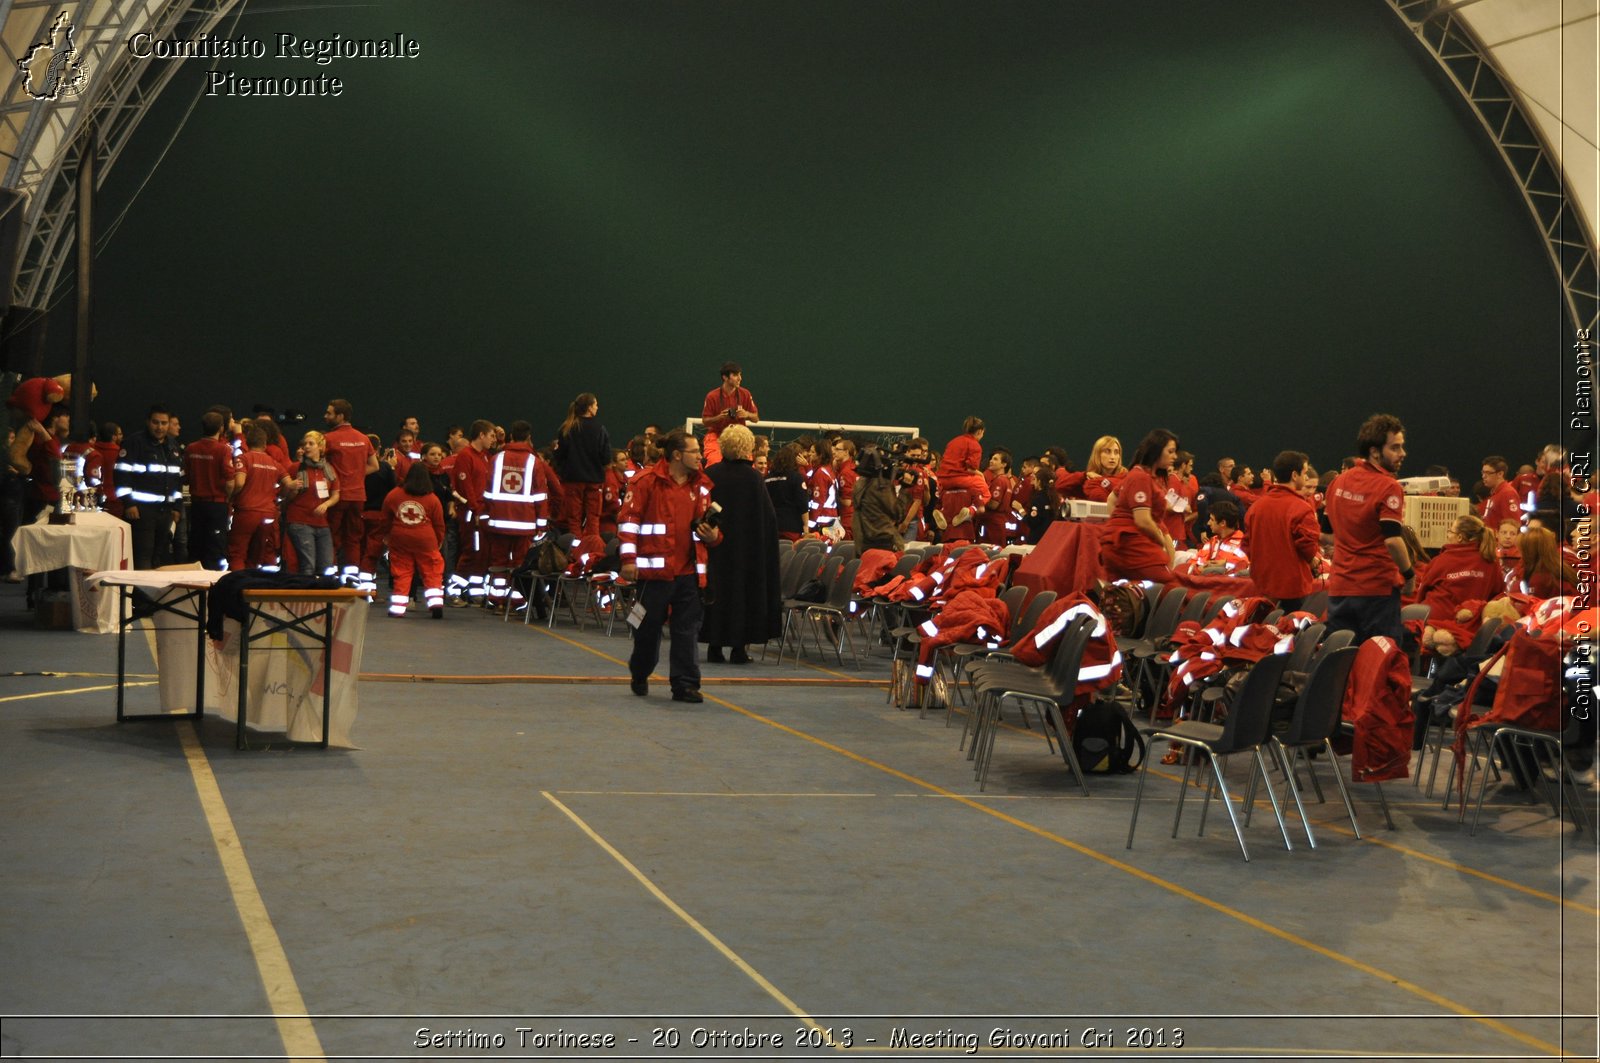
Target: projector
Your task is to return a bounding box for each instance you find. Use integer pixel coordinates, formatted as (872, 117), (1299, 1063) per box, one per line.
(1398, 476), (1452, 495)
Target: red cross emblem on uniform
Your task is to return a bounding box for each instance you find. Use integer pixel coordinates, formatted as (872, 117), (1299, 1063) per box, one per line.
(1385, 495), (1401, 511)
(1134, 491), (1148, 504)
(502, 468), (525, 493)
(397, 500), (426, 526)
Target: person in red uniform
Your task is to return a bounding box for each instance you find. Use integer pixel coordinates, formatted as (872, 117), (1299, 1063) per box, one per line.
(89, 422), (123, 517)
(1069, 435), (1126, 504)
(808, 438), (839, 536)
(1325, 413), (1413, 643)
(282, 430), (341, 576)
(1415, 514), (1503, 655)
(979, 448), (1016, 546)
(449, 419), (495, 603)
(1478, 455), (1519, 531)
(1100, 429), (1180, 583)
(321, 399), (378, 581)
(1163, 450), (1199, 546)
(552, 392), (611, 570)
(700, 361), (758, 466)
(481, 420), (554, 603)
(1242, 450), (1322, 610)
(1182, 501), (1249, 579)
(831, 438), (859, 541)
(932, 417), (991, 538)
(6, 374), (86, 476)
(22, 406), (69, 522)
(227, 422), (293, 572)
(185, 411), (239, 569)
(380, 461), (447, 619)
(618, 429), (722, 701)
(601, 449), (628, 539)
(1517, 526), (1578, 599)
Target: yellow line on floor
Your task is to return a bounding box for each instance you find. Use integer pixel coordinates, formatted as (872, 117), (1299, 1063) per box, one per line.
(954, 705), (1598, 915)
(695, 688), (1563, 1058)
(178, 721), (325, 1063)
(556, 790), (880, 798)
(541, 791), (837, 1045)
(0, 681), (156, 703)
(528, 617), (1585, 1043)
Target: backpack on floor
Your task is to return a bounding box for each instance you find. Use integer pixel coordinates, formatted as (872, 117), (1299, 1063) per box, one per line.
(1072, 699), (1145, 774)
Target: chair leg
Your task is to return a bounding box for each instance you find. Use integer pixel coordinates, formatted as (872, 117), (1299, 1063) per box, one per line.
(1275, 741), (1316, 848)
(1254, 747), (1293, 851)
(1126, 752), (1155, 849)
(1322, 738), (1363, 840)
(1173, 755), (1198, 838)
(1209, 754), (1251, 862)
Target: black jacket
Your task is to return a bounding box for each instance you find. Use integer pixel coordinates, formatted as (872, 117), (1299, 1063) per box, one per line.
(553, 418), (611, 484)
(116, 431), (183, 508)
(701, 459), (782, 646)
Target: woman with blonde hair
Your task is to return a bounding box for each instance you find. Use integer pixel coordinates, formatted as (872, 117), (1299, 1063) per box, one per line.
(1414, 513), (1502, 655)
(1062, 434), (1126, 503)
(1519, 526), (1578, 599)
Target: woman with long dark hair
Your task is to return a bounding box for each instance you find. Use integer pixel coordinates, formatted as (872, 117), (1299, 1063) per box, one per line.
(552, 392), (611, 569)
(1100, 428), (1179, 583)
(764, 442), (809, 541)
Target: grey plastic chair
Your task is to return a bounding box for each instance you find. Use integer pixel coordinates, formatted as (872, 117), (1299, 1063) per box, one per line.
(1127, 652), (1294, 861)
(1268, 646), (1360, 847)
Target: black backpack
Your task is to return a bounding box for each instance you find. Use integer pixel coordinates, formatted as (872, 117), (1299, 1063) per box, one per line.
(1072, 699), (1146, 774)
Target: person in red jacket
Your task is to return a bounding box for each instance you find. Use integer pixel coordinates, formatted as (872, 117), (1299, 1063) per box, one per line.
(1100, 429), (1179, 583)
(322, 398), (378, 581)
(1416, 513), (1504, 655)
(380, 462), (447, 618)
(1518, 526), (1578, 599)
(807, 439), (839, 535)
(618, 429), (722, 702)
(1326, 413), (1413, 643)
(1163, 450), (1198, 546)
(600, 449), (628, 539)
(185, 411), (239, 569)
(449, 419), (495, 603)
(227, 422), (293, 572)
(1478, 454), (1520, 531)
(932, 417), (991, 536)
(481, 420), (553, 603)
(282, 429), (341, 576)
(831, 438), (859, 541)
(979, 448), (1016, 546)
(1069, 435), (1126, 504)
(1242, 450), (1323, 610)
(700, 361), (759, 466)
(90, 422), (123, 517)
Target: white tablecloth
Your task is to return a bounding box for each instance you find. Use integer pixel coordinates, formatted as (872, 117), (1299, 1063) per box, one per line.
(14, 512), (131, 633)
(88, 571), (367, 748)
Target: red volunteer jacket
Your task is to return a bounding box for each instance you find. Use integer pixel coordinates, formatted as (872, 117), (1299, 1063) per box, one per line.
(618, 459), (716, 584)
(481, 442), (553, 535)
(378, 487), (445, 551)
(1242, 483), (1320, 600)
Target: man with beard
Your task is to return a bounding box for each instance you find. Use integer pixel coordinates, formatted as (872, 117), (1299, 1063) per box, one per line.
(1325, 413), (1412, 643)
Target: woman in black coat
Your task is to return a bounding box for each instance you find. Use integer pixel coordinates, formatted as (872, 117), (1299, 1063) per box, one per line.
(764, 442), (809, 540)
(701, 426), (782, 663)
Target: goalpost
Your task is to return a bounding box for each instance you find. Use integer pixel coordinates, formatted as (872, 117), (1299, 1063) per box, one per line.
(684, 417), (921, 451)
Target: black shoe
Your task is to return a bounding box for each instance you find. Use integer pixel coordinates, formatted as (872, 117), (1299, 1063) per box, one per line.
(707, 646), (725, 663)
(630, 680), (648, 696)
(429, 606), (444, 619)
(730, 647), (751, 665)
(672, 689), (703, 704)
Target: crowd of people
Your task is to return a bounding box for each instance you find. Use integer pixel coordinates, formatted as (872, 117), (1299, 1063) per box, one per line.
(2, 366), (1591, 702)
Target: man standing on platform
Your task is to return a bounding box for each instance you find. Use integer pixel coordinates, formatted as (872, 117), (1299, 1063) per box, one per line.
(619, 429), (721, 702)
(1325, 413), (1412, 643)
(117, 405), (183, 569)
(323, 399), (378, 585)
(700, 361), (758, 466)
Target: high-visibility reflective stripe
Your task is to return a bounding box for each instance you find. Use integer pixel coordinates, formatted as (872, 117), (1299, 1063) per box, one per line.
(127, 490), (167, 503)
(636, 522), (667, 535)
(388, 606), (406, 616)
(915, 664), (934, 679)
(390, 595), (408, 605)
(1274, 635), (1295, 654)
(619, 543), (637, 555)
(975, 563), (988, 580)
(1079, 654), (1122, 681)
(485, 518), (542, 530)
(116, 462), (147, 473)
(920, 619), (939, 637)
(636, 556), (666, 569)
(619, 522), (640, 534)
(695, 563), (706, 575)
(909, 586), (926, 601)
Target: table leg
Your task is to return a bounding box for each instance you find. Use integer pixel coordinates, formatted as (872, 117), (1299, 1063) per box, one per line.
(194, 590), (206, 719)
(115, 585), (128, 722)
(321, 603), (332, 748)
(237, 607), (251, 750)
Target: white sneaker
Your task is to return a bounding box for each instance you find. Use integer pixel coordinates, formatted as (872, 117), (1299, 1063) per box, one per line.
(931, 508), (948, 530)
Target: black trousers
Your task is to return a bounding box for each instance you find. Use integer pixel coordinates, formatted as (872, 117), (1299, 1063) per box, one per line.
(629, 574), (703, 694)
(188, 500), (229, 570)
(1326, 589), (1403, 645)
(129, 506), (174, 570)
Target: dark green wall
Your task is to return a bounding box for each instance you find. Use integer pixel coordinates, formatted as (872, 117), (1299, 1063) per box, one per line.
(59, 0), (1566, 481)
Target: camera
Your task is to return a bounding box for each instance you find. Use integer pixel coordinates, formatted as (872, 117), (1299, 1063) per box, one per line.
(702, 501), (723, 530)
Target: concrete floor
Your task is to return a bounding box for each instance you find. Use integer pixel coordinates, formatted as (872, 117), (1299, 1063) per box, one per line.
(1, 579), (1596, 1062)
